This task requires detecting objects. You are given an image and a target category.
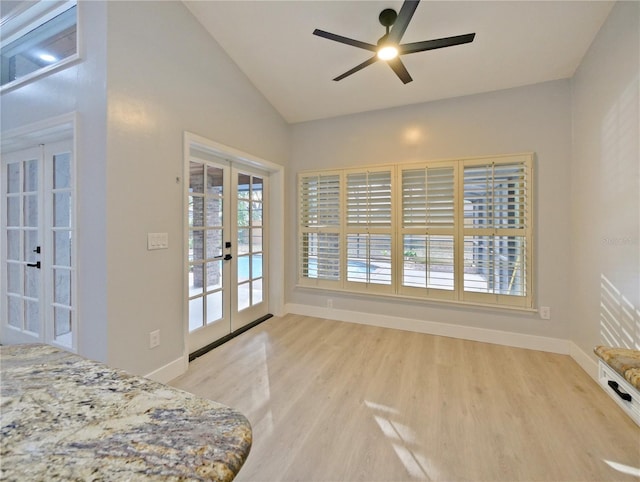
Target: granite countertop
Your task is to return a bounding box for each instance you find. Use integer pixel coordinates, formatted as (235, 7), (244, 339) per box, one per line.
(0, 344), (251, 481)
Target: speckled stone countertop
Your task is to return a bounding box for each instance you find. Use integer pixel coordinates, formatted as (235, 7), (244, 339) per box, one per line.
(0, 344), (251, 481)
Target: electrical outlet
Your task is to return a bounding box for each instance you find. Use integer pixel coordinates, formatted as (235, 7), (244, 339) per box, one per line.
(539, 306), (551, 320)
(149, 330), (160, 348)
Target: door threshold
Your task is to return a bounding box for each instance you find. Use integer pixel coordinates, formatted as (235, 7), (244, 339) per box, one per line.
(189, 314), (273, 362)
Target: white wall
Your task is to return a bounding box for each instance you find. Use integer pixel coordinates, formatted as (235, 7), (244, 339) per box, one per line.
(0, 1), (110, 362)
(289, 80), (573, 343)
(570, 1), (639, 361)
(105, 1), (290, 376)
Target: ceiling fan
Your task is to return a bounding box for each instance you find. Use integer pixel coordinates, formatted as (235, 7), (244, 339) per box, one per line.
(313, 0), (475, 84)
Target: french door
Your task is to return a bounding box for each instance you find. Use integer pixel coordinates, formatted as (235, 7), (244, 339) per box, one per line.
(1, 140), (75, 349)
(187, 155), (268, 353)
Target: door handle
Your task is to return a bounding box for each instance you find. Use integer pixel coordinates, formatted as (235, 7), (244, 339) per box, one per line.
(26, 261), (41, 269)
(213, 254), (233, 261)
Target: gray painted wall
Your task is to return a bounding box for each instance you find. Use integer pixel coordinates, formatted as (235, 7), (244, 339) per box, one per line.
(289, 80), (573, 340)
(104, 1), (290, 375)
(570, 1), (640, 356)
(0, 1), (290, 376)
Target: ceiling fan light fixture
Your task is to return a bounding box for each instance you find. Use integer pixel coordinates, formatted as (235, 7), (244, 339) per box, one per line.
(377, 45), (398, 61)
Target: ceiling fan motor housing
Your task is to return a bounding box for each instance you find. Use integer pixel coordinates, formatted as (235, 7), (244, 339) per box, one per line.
(379, 8), (398, 28)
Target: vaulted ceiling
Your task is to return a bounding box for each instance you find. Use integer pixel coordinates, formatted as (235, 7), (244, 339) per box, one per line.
(184, 1), (614, 124)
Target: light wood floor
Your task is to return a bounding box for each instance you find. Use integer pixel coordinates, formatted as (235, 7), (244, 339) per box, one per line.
(171, 314), (640, 482)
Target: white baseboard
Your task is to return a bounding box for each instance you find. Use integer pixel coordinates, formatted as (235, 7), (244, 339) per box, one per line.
(569, 342), (599, 381)
(145, 354), (188, 384)
(285, 303), (570, 354)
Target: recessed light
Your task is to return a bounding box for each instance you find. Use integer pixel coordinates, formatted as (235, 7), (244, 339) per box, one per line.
(39, 53), (57, 62)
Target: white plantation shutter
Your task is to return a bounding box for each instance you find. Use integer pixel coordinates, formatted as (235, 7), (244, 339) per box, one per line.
(297, 154), (533, 309)
(400, 164), (456, 298)
(462, 158), (531, 306)
(299, 173), (341, 285)
(345, 169), (392, 289)
(402, 167), (455, 228)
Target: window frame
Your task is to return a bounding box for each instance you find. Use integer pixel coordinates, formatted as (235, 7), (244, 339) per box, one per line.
(0, 0), (79, 93)
(297, 153), (534, 311)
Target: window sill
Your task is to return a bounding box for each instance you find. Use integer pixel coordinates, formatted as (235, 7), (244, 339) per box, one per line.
(295, 283), (538, 314)
(1, 54), (80, 95)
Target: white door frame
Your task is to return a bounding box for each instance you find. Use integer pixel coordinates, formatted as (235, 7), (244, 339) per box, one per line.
(183, 132), (285, 357)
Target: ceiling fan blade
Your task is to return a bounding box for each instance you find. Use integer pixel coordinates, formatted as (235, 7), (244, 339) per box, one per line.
(333, 56), (379, 81)
(313, 29), (377, 52)
(400, 33), (476, 55)
(387, 57), (413, 84)
(388, 0), (420, 44)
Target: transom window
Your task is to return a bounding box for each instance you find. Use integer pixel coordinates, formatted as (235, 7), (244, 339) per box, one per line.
(1, 1), (78, 90)
(298, 153), (533, 309)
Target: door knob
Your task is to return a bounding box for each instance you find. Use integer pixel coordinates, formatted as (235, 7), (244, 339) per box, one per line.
(26, 261), (41, 269)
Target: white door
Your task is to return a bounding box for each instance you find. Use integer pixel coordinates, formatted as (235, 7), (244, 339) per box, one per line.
(1, 140), (75, 349)
(187, 155), (269, 354)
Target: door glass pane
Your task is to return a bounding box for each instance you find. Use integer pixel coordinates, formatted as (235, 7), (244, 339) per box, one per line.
(238, 282), (250, 311)
(253, 278), (263, 304)
(238, 255), (250, 283)
(252, 202), (262, 226)
(24, 159), (38, 192)
(237, 200), (249, 227)
(54, 307), (72, 340)
(189, 297), (204, 331)
(189, 264), (204, 295)
(24, 230), (38, 263)
(206, 261), (222, 291)
(7, 163), (20, 193)
(237, 174), (250, 199)
(54, 231), (71, 266)
(25, 300), (39, 333)
(189, 162), (204, 193)
(252, 255), (263, 279)
(54, 192), (71, 227)
(54, 153), (71, 189)
(7, 230), (19, 260)
(7, 263), (20, 293)
(190, 230), (204, 261)
(206, 229), (222, 260)
(206, 197), (222, 226)
(251, 228), (263, 252)
(7, 197), (19, 226)
(189, 196), (204, 227)
(24, 194), (38, 227)
(54, 269), (71, 305)
(237, 229), (249, 255)
(8, 296), (21, 327)
(206, 166), (223, 195)
(25, 266), (39, 298)
(206, 292), (223, 324)
(252, 177), (263, 201)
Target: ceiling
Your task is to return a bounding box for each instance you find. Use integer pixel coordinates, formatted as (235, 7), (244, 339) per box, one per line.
(184, 1), (614, 124)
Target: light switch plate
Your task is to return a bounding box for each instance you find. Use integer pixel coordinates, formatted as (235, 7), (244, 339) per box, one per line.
(147, 232), (169, 250)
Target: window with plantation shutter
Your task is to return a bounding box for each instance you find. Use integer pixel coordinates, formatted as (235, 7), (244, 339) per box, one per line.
(462, 159), (531, 306)
(345, 169), (392, 290)
(299, 173), (341, 285)
(297, 153), (533, 309)
(400, 164), (456, 298)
